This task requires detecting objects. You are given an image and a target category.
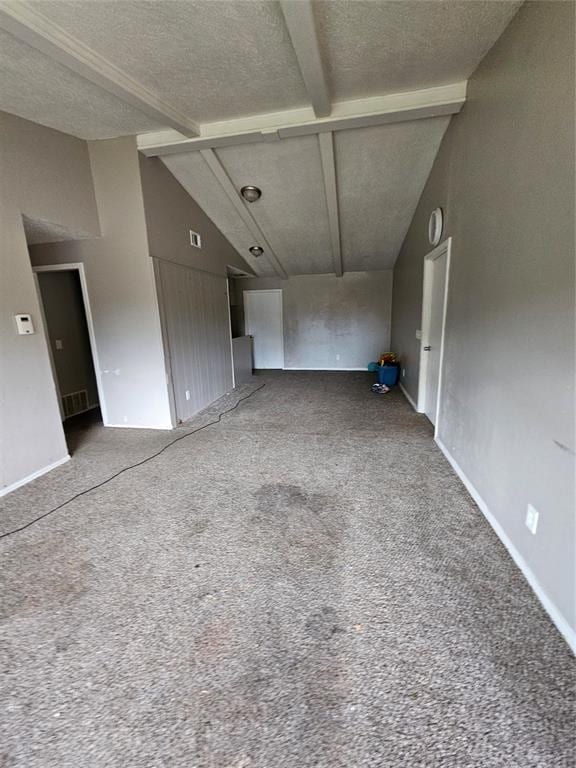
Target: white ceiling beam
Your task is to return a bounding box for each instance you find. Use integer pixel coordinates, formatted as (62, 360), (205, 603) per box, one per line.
(280, 0), (331, 118)
(200, 150), (289, 280)
(0, 2), (199, 137)
(138, 82), (467, 157)
(318, 132), (343, 278)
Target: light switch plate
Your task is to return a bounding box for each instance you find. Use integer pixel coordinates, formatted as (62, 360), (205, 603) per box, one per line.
(415, 329), (422, 340)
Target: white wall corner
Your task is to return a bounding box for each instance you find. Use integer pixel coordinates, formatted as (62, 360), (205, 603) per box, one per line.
(0, 454), (70, 498)
(398, 381), (420, 411)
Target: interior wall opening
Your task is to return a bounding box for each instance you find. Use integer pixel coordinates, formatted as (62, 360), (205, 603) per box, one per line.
(31, 261), (105, 449)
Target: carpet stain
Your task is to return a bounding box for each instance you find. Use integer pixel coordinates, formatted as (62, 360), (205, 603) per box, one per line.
(305, 606), (345, 641)
(186, 518), (210, 537)
(250, 483), (344, 568)
(1, 544), (93, 619)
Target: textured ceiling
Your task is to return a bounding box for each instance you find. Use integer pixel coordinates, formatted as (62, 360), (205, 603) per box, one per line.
(2, 0), (522, 140)
(216, 138), (333, 275)
(27, 0), (309, 122)
(1, 0), (522, 272)
(336, 118), (450, 271)
(163, 151), (277, 277)
(315, 1), (522, 102)
(22, 214), (96, 245)
(0, 29), (161, 140)
(163, 117), (450, 276)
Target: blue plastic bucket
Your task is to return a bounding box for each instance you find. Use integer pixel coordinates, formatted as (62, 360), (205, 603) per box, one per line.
(377, 364), (399, 387)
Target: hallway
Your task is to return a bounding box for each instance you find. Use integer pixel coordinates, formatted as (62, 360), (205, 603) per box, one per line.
(0, 373), (573, 767)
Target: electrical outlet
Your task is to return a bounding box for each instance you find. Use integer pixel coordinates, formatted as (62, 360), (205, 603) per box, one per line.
(185, 390), (191, 401)
(55, 339), (63, 350)
(336, 354), (340, 361)
(525, 504), (539, 535)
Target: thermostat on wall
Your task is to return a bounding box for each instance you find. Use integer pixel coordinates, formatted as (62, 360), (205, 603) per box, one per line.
(14, 314), (35, 335)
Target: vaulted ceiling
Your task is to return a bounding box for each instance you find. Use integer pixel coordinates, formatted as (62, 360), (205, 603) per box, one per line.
(0, 0), (522, 276)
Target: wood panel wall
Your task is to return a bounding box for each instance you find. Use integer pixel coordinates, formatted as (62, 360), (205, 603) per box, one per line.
(155, 259), (234, 423)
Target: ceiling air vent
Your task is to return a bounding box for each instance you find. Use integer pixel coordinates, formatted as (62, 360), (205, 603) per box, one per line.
(189, 230), (202, 248)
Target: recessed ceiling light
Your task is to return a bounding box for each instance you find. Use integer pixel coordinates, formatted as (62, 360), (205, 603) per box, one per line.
(249, 245), (264, 257)
(241, 185), (262, 203)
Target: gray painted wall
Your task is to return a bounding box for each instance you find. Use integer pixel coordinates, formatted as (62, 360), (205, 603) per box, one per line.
(37, 271), (99, 407)
(391, 2), (575, 638)
(30, 137), (173, 430)
(238, 271), (393, 369)
(0, 111), (100, 492)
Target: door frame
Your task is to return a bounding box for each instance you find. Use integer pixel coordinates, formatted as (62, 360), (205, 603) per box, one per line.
(243, 289), (285, 370)
(33, 263), (109, 424)
(416, 237), (452, 436)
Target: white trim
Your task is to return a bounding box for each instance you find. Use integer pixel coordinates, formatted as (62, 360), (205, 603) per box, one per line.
(226, 278), (236, 390)
(243, 289), (285, 370)
(200, 150), (288, 279)
(0, 455), (70, 498)
(137, 82), (467, 157)
(280, 0), (331, 118)
(417, 237), (452, 434)
(435, 437), (576, 654)
(399, 381), (419, 411)
(33, 263), (109, 425)
(283, 367), (367, 371)
(0, 2), (198, 137)
(318, 132), (343, 277)
(105, 423), (173, 430)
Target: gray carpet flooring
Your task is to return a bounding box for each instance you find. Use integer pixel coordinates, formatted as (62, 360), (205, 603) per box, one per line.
(0, 372), (574, 767)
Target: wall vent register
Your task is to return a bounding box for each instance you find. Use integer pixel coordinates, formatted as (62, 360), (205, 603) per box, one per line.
(189, 230), (202, 248)
(62, 389), (89, 419)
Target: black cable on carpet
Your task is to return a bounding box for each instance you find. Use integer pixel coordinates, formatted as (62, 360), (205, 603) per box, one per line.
(0, 383), (266, 542)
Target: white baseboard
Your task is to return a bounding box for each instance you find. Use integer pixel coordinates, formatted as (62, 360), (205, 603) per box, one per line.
(399, 381), (420, 411)
(283, 367), (368, 371)
(435, 436), (576, 655)
(0, 454), (71, 498)
(105, 422), (174, 430)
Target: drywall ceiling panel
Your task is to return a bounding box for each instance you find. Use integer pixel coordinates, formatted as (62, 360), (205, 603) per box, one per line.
(29, 0), (309, 123)
(162, 152), (275, 277)
(216, 137), (333, 276)
(0, 28), (161, 139)
(22, 214), (95, 245)
(315, 0), (522, 102)
(335, 117), (450, 271)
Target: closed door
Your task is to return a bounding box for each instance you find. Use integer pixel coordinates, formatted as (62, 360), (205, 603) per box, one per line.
(244, 290), (284, 369)
(423, 248), (449, 426)
(158, 260), (233, 423)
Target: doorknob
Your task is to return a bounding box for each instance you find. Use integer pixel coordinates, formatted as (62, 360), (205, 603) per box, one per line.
(423, 346), (431, 351)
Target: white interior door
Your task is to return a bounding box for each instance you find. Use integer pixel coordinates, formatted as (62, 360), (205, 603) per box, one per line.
(420, 241), (451, 427)
(244, 290), (284, 369)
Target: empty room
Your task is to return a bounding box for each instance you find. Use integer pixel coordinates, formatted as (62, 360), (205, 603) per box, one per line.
(0, 1), (574, 766)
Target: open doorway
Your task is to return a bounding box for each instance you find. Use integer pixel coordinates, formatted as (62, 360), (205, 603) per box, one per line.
(33, 264), (105, 441)
(243, 289), (284, 369)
